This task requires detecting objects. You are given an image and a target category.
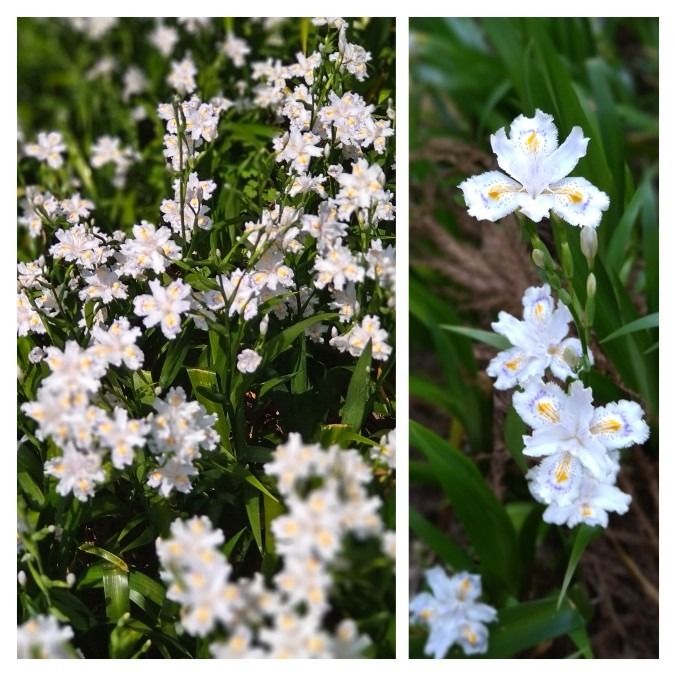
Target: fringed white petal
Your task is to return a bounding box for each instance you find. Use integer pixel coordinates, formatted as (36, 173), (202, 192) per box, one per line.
(542, 476), (631, 528)
(521, 284), (555, 325)
(508, 109), (559, 158)
(490, 128), (529, 187)
(487, 348), (532, 390)
(513, 380), (566, 430)
(590, 400), (649, 450)
(547, 177), (610, 228)
(562, 380), (596, 429)
(458, 171), (522, 222)
(490, 311), (526, 346)
(547, 126), (589, 184)
(527, 451), (583, 507)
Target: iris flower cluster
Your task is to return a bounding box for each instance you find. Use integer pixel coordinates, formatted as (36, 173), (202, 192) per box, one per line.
(156, 434), (393, 658)
(462, 110), (649, 527)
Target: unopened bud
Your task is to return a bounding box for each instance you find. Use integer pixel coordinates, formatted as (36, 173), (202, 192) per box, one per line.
(17, 571), (27, 587)
(558, 288), (572, 306)
(66, 573), (76, 587)
(562, 346), (580, 370)
(549, 274), (561, 291)
(580, 226), (598, 263)
(259, 314), (269, 336)
(586, 273), (597, 299)
(532, 249), (546, 268)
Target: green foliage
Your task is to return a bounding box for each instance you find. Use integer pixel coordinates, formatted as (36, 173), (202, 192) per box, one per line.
(18, 17), (395, 659)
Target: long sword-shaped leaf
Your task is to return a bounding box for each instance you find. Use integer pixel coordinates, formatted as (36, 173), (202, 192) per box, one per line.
(410, 421), (521, 595)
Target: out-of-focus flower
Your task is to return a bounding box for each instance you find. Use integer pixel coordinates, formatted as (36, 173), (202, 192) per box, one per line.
(24, 131), (66, 169)
(410, 567), (497, 658)
(17, 615), (77, 658)
(237, 349), (262, 374)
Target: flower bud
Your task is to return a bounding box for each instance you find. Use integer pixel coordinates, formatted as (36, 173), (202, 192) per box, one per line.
(580, 226), (598, 264)
(549, 274), (561, 290)
(17, 571), (27, 587)
(562, 346), (580, 370)
(558, 288), (572, 307)
(586, 273), (597, 299)
(259, 314), (269, 336)
(532, 249), (546, 268)
(66, 573), (76, 587)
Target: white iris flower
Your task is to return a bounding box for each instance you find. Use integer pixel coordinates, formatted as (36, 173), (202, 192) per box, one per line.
(514, 380), (649, 481)
(459, 110), (609, 227)
(487, 284), (585, 389)
(409, 567), (497, 658)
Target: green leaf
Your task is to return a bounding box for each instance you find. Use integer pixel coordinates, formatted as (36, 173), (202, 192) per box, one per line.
(644, 341), (659, 355)
(77, 564), (105, 589)
(263, 492), (285, 555)
(187, 367), (230, 446)
(120, 526), (157, 554)
(410, 460), (441, 486)
(228, 463), (278, 501)
(503, 404), (528, 473)
(159, 325), (194, 388)
(264, 312), (338, 362)
(569, 625), (595, 659)
(409, 421), (521, 594)
(484, 597), (586, 658)
(341, 339), (372, 430)
(606, 179), (646, 271)
(79, 543), (129, 572)
(299, 17), (310, 54)
(641, 179), (659, 316)
(259, 372), (297, 398)
(114, 515), (146, 548)
(18, 470), (45, 508)
(103, 565), (130, 620)
(129, 571), (166, 608)
(410, 277), (491, 453)
(600, 312), (658, 343)
(221, 121), (282, 142)
(440, 324), (511, 350)
(244, 484), (263, 553)
(409, 374), (457, 414)
(319, 426), (379, 448)
(409, 507), (474, 570)
(558, 524), (603, 608)
(222, 528), (246, 558)
(49, 588), (96, 632)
